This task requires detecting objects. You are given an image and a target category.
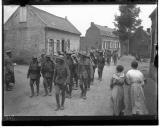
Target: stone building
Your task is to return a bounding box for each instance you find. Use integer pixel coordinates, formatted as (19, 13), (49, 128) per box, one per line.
(4, 5), (81, 63)
(129, 26), (151, 58)
(80, 22), (120, 54)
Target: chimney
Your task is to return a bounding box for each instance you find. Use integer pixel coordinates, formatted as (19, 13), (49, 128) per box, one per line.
(147, 28), (150, 33)
(104, 26), (108, 28)
(65, 16), (67, 20)
(19, 6), (27, 22)
(91, 22), (94, 26)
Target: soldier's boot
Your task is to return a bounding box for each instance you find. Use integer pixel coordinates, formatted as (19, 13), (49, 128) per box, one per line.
(30, 84), (34, 98)
(55, 94), (60, 111)
(60, 90), (65, 110)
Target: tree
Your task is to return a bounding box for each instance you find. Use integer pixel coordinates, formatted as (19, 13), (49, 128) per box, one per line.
(113, 5), (142, 54)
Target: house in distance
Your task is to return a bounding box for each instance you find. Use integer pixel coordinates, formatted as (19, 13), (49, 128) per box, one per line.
(4, 5), (81, 63)
(80, 22), (120, 55)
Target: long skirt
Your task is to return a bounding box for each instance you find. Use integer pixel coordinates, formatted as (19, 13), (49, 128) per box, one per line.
(111, 85), (124, 116)
(131, 83), (148, 115)
(123, 85), (132, 115)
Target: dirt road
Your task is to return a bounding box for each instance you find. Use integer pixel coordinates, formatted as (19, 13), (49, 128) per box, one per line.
(4, 56), (154, 116)
(4, 65), (115, 116)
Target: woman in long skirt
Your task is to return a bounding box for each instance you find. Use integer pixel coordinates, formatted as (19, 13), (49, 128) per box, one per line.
(110, 65), (125, 116)
(125, 61), (148, 115)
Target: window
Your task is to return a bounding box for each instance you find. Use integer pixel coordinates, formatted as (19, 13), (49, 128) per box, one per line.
(67, 39), (70, 50)
(57, 40), (60, 52)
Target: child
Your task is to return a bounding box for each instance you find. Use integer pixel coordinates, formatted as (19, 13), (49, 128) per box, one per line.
(110, 65), (125, 116)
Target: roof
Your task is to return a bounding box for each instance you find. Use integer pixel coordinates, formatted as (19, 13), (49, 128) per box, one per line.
(29, 6), (81, 35)
(149, 7), (157, 19)
(94, 24), (117, 38)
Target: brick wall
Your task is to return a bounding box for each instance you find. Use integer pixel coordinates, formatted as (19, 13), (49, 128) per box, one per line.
(85, 26), (101, 50)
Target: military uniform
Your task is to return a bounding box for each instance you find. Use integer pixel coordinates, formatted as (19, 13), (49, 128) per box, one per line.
(41, 55), (55, 96)
(113, 51), (118, 65)
(106, 51), (111, 66)
(71, 54), (79, 89)
(65, 53), (74, 98)
(53, 56), (70, 110)
(78, 53), (91, 99)
(97, 52), (105, 81)
(90, 52), (97, 83)
(27, 57), (41, 97)
(4, 50), (15, 91)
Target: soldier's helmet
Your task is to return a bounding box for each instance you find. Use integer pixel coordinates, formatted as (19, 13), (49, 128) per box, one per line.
(56, 55), (64, 63)
(32, 55), (37, 60)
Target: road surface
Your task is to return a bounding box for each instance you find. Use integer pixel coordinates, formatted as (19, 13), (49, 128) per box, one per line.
(4, 56), (154, 116)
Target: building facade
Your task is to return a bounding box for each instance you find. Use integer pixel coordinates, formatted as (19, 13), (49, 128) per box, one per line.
(129, 26), (151, 58)
(80, 22), (120, 53)
(4, 5), (81, 63)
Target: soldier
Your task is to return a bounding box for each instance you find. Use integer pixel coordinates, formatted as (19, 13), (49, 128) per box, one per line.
(90, 51), (97, 84)
(27, 56), (41, 97)
(41, 55), (55, 96)
(106, 50), (111, 66)
(4, 50), (15, 91)
(85, 55), (94, 90)
(65, 52), (74, 98)
(71, 54), (79, 90)
(113, 51), (118, 65)
(78, 53), (89, 99)
(53, 55), (70, 111)
(39, 53), (46, 67)
(97, 51), (105, 81)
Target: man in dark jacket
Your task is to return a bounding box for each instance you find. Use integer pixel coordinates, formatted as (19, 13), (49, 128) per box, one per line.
(97, 51), (105, 81)
(27, 56), (41, 97)
(41, 55), (55, 96)
(53, 55), (70, 111)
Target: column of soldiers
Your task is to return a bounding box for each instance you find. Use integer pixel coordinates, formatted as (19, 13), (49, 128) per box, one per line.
(4, 49), (106, 111)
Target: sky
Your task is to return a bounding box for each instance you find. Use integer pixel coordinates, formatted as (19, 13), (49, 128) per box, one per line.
(3, 4), (157, 36)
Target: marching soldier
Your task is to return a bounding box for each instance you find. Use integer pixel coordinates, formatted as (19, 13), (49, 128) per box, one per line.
(97, 51), (105, 81)
(53, 55), (70, 111)
(78, 53), (90, 99)
(113, 51), (118, 65)
(27, 56), (41, 97)
(4, 50), (15, 91)
(85, 55), (94, 90)
(39, 53), (46, 67)
(71, 54), (79, 90)
(90, 51), (97, 84)
(65, 52), (74, 98)
(106, 50), (111, 66)
(41, 55), (55, 96)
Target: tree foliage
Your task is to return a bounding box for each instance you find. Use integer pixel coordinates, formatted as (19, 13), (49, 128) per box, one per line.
(113, 5), (142, 41)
